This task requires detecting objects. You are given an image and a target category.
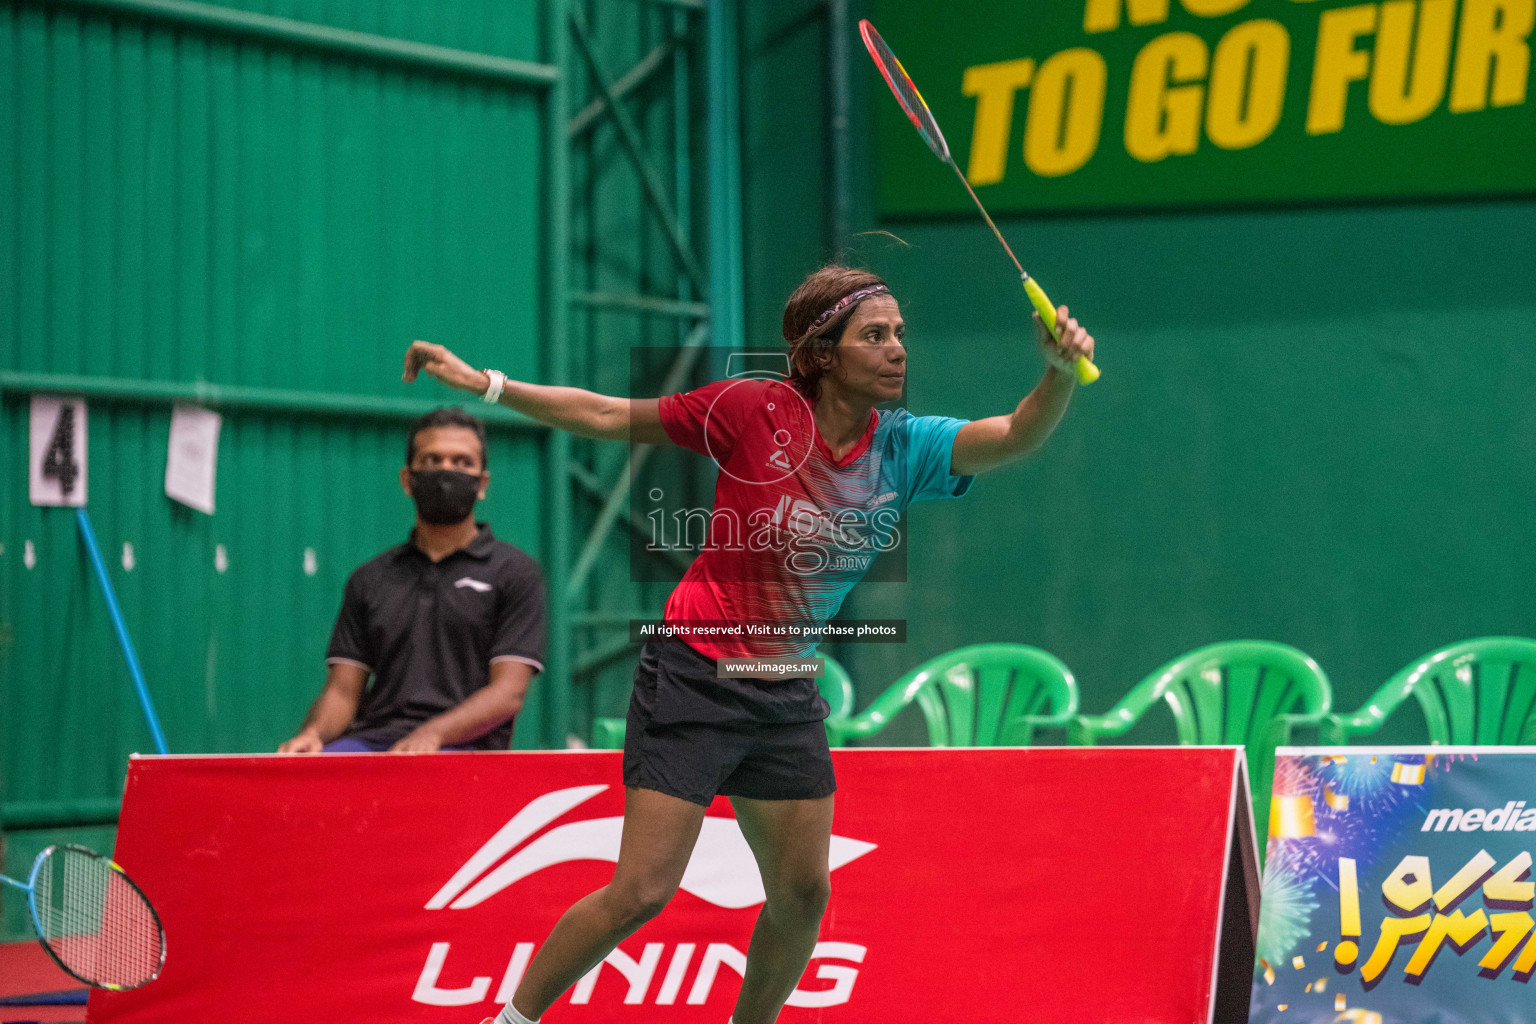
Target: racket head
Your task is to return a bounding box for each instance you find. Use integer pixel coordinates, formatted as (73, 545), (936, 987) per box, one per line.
(858, 19), (951, 163)
(28, 844), (166, 991)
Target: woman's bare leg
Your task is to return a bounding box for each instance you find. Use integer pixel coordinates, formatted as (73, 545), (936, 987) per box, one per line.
(508, 786), (707, 1019)
(728, 794), (835, 1024)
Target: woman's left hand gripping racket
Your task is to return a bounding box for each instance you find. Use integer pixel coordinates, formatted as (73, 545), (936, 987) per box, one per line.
(0, 844), (166, 991)
(859, 19), (1100, 385)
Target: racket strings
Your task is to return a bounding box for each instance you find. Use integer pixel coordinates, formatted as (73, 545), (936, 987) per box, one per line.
(33, 848), (163, 988)
(861, 21), (1029, 280)
(862, 29), (949, 160)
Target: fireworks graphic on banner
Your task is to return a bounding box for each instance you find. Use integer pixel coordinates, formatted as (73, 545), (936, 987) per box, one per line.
(1272, 754), (1322, 804)
(1257, 857), (1320, 967)
(1295, 798), (1377, 877)
(1266, 754), (1434, 886)
(1322, 754), (1396, 802)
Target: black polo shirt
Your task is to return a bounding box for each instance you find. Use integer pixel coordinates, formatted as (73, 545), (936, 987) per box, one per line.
(325, 523), (545, 751)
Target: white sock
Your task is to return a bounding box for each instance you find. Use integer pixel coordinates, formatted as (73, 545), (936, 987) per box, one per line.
(496, 1005), (539, 1024)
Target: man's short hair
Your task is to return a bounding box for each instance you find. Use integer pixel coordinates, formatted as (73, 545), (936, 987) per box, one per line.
(406, 407), (488, 469)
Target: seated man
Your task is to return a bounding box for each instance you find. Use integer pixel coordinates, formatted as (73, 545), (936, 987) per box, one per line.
(278, 408), (545, 753)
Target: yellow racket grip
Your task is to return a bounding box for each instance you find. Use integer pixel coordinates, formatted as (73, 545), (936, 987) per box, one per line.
(1023, 275), (1100, 385)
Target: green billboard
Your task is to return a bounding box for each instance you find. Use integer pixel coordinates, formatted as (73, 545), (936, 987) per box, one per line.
(872, 0), (1536, 214)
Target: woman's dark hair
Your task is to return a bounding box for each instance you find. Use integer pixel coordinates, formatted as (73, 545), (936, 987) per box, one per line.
(406, 407), (488, 469)
(782, 265), (889, 402)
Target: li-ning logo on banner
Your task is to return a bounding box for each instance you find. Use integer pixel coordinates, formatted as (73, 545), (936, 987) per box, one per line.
(426, 784), (876, 909)
(411, 785), (878, 1009)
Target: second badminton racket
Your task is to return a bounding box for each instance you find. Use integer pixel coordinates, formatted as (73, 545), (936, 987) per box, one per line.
(0, 843), (166, 991)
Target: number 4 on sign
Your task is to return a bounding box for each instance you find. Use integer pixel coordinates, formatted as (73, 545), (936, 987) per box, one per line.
(29, 396), (88, 507)
(44, 407), (80, 492)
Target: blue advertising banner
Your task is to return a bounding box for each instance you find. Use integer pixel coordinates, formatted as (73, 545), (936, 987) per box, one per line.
(1252, 747), (1536, 1024)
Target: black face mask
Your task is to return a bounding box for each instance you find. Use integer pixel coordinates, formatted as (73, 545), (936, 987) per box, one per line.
(409, 469), (482, 525)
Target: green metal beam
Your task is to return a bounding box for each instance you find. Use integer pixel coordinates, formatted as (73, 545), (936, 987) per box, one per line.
(562, 0), (714, 735)
(36, 0), (560, 87)
(565, 322), (709, 606)
(568, 3), (710, 298)
(1, 797), (121, 830)
(574, 634), (641, 676)
(571, 291), (710, 320)
(569, 460), (691, 571)
(574, 610), (651, 626)
(0, 371), (545, 430)
(707, 0), (745, 351)
(827, 0), (853, 249)
(542, 0), (575, 750)
(569, 33), (686, 139)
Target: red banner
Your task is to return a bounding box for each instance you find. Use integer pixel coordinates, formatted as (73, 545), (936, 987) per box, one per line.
(92, 748), (1255, 1023)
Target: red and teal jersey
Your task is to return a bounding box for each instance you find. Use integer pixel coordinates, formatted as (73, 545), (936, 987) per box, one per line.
(657, 376), (974, 659)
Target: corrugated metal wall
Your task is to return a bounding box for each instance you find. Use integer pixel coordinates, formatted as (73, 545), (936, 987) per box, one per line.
(1, 0), (557, 937)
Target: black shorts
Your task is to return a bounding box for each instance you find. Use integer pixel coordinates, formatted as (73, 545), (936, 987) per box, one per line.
(622, 639), (837, 807)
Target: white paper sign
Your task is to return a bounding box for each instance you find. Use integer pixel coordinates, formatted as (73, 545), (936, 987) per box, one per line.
(165, 405), (222, 515)
(29, 395), (88, 506)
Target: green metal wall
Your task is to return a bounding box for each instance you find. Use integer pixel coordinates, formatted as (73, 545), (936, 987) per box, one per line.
(738, 2), (1536, 745)
(0, 0), (557, 936)
(0, 0), (742, 940)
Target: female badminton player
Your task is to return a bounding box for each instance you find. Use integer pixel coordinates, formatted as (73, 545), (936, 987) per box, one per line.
(403, 264), (1094, 1024)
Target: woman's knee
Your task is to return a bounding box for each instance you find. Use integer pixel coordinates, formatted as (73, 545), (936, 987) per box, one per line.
(604, 878), (678, 927)
(768, 872), (831, 925)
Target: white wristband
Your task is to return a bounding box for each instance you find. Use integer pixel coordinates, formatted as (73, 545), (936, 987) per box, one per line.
(481, 369), (506, 405)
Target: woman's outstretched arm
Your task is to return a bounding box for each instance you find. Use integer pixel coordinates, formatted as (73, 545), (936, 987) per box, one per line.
(403, 340), (670, 445)
(949, 306), (1095, 476)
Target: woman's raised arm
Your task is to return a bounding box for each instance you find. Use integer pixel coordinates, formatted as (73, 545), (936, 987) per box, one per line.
(404, 340), (672, 445)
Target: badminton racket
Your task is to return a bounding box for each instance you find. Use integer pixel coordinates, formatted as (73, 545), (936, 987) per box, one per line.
(0, 844), (166, 990)
(859, 20), (1100, 385)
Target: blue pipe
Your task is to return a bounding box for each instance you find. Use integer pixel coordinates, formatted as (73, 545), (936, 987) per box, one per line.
(0, 990), (90, 1006)
(75, 507), (169, 755)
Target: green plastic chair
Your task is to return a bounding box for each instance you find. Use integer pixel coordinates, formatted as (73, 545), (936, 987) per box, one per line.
(819, 654), (856, 732)
(590, 716), (628, 750)
(1069, 641), (1332, 839)
(589, 651), (857, 749)
(824, 644), (1079, 748)
(1322, 637), (1536, 746)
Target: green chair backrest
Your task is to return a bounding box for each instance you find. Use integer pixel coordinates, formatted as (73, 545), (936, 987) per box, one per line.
(590, 648), (857, 749)
(1324, 637), (1536, 745)
(590, 716), (627, 750)
(1070, 640), (1332, 844)
(819, 654), (857, 730)
(827, 644), (1078, 748)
